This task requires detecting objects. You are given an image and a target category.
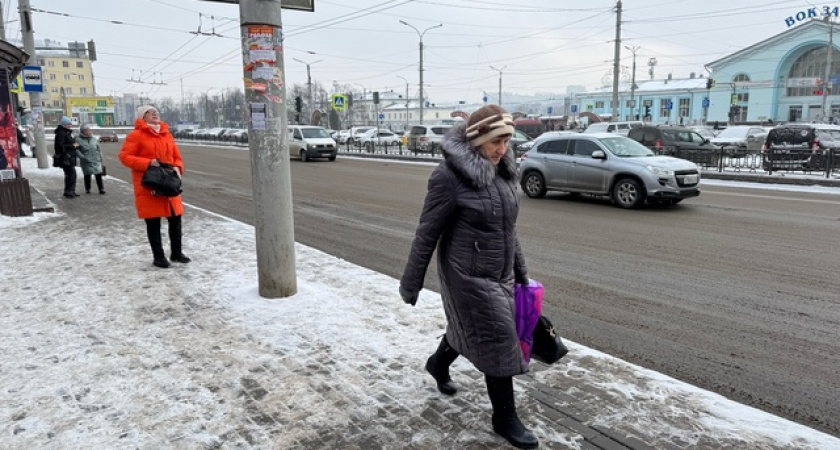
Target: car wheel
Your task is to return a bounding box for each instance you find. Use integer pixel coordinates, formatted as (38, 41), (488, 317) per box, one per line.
(611, 178), (644, 209)
(328, 154), (336, 161)
(521, 171), (547, 198)
(300, 150), (309, 162)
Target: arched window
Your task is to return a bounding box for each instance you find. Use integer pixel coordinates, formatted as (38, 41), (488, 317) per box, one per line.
(733, 74), (750, 82)
(787, 46), (840, 97)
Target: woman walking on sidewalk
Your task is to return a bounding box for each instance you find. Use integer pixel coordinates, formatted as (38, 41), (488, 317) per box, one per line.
(400, 105), (537, 449)
(76, 123), (106, 194)
(119, 105), (190, 269)
(54, 116), (80, 198)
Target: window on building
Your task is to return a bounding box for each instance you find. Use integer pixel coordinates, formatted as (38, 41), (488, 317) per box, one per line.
(80, 87), (87, 94)
(78, 74), (85, 81)
(38, 59), (45, 65)
(436, 112), (440, 118)
(51, 87), (59, 93)
(64, 74), (70, 80)
(733, 74), (750, 82)
(62, 60), (69, 67)
(76, 61), (83, 68)
(679, 98), (690, 117)
(734, 106), (748, 122)
(733, 93), (750, 103)
(49, 73), (56, 80)
(47, 60), (54, 67)
(66, 88), (72, 94)
(659, 99), (670, 117)
(787, 46), (840, 97)
(595, 101), (604, 109)
(53, 100), (61, 107)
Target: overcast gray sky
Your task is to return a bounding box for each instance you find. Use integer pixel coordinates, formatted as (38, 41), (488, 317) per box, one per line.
(1, 0), (821, 104)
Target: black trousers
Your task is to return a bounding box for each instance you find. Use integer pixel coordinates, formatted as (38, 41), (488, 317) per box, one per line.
(84, 174), (104, 193)
(62, 165), (77, 195)
(144, 213), (182, 259)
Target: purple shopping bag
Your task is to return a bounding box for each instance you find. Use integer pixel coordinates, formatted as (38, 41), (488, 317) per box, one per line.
(515, 280), (544, 363)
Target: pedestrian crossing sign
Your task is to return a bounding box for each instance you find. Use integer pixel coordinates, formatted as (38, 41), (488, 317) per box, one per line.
(332, 94), (347, 111)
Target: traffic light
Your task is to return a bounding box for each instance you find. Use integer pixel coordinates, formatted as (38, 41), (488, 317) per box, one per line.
(706, 78), (714, 89)
(294, 96), (303, 113)
(346, 93), (353, 107)
(644, 105), (651, 117)
(372, 91), (379, 104)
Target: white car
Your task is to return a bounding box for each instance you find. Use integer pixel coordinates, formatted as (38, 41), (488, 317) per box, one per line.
(358, 129), (401, 150)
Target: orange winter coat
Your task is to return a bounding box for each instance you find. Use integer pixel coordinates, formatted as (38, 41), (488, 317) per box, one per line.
(119, 119), (185, 219)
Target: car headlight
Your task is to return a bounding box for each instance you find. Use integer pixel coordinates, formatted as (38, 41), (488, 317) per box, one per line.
(646, 165), (674, 176)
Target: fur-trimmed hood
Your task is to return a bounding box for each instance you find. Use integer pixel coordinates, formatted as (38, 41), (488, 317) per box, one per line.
(441, 123), (518, 190)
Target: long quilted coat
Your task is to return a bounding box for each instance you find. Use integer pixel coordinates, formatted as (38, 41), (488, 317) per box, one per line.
(118, 119), (184, 219)
(401, 123), (529, 377)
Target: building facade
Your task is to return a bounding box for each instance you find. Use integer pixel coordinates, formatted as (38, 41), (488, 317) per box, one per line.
(572, 18), (840, 126)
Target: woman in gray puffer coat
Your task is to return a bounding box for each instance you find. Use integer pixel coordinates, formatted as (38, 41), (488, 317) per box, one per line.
(400, 105), (538, 449)
(76, 124), (106, 194)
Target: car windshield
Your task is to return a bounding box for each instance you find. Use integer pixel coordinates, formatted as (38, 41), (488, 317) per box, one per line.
(302, 128), (331, 139)
(600, 137), (655, 157)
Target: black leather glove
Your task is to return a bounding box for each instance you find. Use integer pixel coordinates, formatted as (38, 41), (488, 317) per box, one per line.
(515, 274), (529, 285)
(399, 286), (419, 306)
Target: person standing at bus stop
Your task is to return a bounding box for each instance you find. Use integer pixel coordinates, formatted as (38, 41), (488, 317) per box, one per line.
(54, 116), (80, 198)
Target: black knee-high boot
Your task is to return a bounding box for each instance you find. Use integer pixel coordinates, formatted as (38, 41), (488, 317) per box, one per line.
(425, 335), (459, 395)
(485, 375), (539, 449)
(168, 215), (190, 263)
(145, 218), (170, 268)
(95, 174), (105, 194)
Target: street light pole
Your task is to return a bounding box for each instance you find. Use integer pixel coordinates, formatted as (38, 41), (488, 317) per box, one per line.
(400, 20), (442, 125)
(822, 16), (834, 120)
(293, 57), (321, 125)
(625, 45), (640, 120)
(490, 65), (506, 107)
(397, 75), (409, 131)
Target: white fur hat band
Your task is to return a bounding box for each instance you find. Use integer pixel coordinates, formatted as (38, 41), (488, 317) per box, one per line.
(136, 105), (158, 119)
(466, 113), (515, 147)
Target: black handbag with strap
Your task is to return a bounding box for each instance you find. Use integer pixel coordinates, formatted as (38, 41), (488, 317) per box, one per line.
(531, 315), (569, 364)
(141, 163), (182, 197)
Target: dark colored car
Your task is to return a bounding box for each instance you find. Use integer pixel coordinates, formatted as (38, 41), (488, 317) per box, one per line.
(761, 123), (840, 171)
(99, 131), (119, 142)
(627, 125), (715, 154)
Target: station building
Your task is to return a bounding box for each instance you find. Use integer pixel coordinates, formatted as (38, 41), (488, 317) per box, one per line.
(572, 19), (840, 126)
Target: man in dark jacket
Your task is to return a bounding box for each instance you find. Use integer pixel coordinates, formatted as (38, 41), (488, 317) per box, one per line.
(54, 116), (80, 198)
(400, 105), (537, 449)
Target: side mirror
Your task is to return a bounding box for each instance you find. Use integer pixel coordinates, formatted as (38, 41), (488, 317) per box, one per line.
(591, 150), (607, 159)
(703, 138), (710, 145)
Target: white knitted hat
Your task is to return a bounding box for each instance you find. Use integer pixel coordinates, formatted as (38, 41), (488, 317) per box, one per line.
(466, 113), (515, 147)
(136, 105), (158, 119)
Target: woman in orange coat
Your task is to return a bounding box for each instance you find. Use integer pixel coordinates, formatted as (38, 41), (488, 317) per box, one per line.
(119, 105), (191, 268)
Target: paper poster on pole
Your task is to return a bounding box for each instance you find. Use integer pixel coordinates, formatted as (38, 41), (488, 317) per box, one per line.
(250, 102), (266, 130)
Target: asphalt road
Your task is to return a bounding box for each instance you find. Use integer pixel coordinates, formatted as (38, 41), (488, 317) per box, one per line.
(102, 142), (840, 437)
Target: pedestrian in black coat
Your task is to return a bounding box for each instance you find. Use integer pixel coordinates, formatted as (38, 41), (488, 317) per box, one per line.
(54, 116), (80, 198)
(400, 105), (537, 449)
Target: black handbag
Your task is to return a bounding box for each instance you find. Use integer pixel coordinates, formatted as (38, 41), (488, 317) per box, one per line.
(531, 315), (569, 364)
(101, 165), (107, 177)
(141, 163), (182, 197)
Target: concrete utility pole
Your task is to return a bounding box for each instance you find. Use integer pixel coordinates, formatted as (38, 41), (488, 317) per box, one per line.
(491, 65), (506, 107)
(239, 0), (296, 297)
(400, 20), (442, 124)
(822, 16), (834, 119)
(293, 57), (320, 125)
(611, 0), (622, 122)
(397, 75), (409, 131)
(625, 45), (639, 120)
(18, 0), (48, 168)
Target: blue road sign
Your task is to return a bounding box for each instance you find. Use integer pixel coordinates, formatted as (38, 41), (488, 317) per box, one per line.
(379, 113), (384, 120)
(570, 104), (578, 113)
(547, 106), (553, 114)
(666, 101), (673, 110)
(702, 98), (710, 108)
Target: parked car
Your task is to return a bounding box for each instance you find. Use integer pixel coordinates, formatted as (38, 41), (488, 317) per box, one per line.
(627, 125), (716, 154)
(761, 123), (840, 171)
(226, 129), (249, 143)
(358, 129), (401, 150)
(345, 126), (375, 146)
(583, 121), (644, 136)
(287, 125), (337, 161)
(509, 130), (533, 155)
(710, 125), (769, 152)
(406, 124), (452, 154)
(519, 133), (700, 208)
(99, 131), (119, 142)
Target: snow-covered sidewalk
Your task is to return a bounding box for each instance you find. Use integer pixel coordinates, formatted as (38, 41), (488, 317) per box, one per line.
(1, 158), (838, 449)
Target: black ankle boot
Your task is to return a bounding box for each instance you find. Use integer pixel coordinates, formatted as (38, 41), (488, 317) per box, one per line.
(486, 375), (539, 449)
(153, 257), (171, 268)
(426, 336), (459, 395)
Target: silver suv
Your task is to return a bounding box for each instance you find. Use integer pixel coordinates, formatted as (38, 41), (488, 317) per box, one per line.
(519, 133), (701, 208)
(406, 124), (452, 155)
